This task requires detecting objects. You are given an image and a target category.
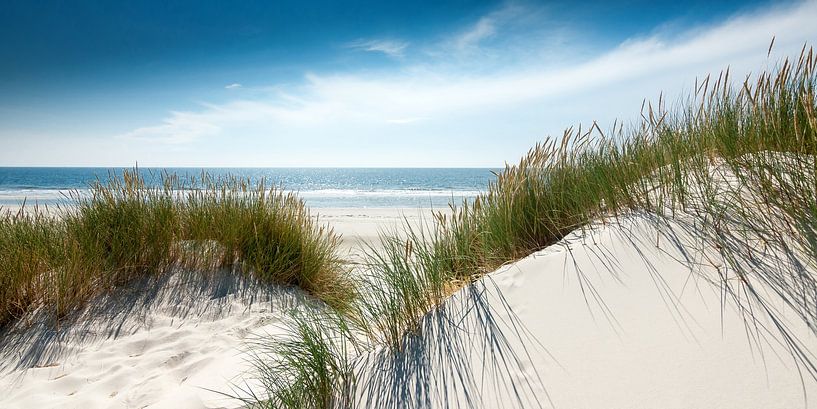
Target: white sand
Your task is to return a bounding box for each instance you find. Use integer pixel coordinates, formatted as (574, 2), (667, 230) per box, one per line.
(1, 206), (817, 408)
(0, 270), (295, 408)
(317, 207), (445, 261)
(0, 207), (431, 408)
(354, 214), (817, 408)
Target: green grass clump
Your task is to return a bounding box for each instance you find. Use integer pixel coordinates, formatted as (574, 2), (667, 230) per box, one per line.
(353, 223), (455, 348)
(0, 170), (351, 326)
(65, 172), (179, 285)
(182, 175), (349, 310)
(0, 210), (65, 324)
(435, 45), (817, 279)
(248, 310), (358, 409)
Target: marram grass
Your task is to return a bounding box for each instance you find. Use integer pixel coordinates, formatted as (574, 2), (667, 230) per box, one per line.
(0, 209), (66, 323)
(253, 43), (817, 406)
(244, 309), (359, 409)
(0, 171), (352, 326)
(436, 44), (817, 279)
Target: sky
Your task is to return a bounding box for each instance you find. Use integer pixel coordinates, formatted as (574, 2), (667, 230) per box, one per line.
(1, 0), (815, 167)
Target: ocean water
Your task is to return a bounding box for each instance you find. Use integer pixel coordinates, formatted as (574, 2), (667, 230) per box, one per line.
(0, 168), (498, 209)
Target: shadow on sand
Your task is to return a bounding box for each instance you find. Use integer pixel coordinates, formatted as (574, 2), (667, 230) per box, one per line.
(352, 277), (551, 409)
(350, 207), (817, 408)
(0, 266), (307, 375)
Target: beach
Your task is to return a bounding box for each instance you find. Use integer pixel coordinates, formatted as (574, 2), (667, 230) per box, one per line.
(4, 1), (817, 407)
(1, 205), (816, 408)
(1, 40), (817, 409)
(0, 207), (439, 408)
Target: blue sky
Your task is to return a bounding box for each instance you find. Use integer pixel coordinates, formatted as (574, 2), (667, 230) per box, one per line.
(1, 0), (814, 167)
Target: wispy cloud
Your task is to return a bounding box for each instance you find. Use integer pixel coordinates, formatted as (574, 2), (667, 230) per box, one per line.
(453, 18), (496, 50)
(117, 1), (817, 165)
(444, 3), (544, 55)
(346, 39), (409, 57)
(119, 111), (220, 144)
(225, 83), (242, 89)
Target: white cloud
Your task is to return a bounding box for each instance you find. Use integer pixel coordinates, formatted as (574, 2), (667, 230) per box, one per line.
(346, 39), (409, 57)
(443, 2), (542, 54)
(454, 18), (496, 50)
(119, 111), (221, 144)
(116, 1), (817, 166)
(225, 83), (242, 89)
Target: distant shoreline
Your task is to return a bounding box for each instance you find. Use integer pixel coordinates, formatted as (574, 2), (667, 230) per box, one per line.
(0, 167), (495, 209)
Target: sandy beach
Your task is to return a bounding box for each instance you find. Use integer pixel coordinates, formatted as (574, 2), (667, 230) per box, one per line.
(4, 1), (817, 407)
(354, 214), (817, 408)
(1, 206), (815, 408)
(0, 207), (438, 408)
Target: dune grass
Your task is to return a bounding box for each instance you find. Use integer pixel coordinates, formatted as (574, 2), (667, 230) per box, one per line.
(352, 223), (456, 349)
(0, 209), (66, 324)
(0, 170), (351, 326)
(246, 309), (359, 409)
(181, 174), (348, 307)
(434, 44), (817, 279)
(250, 43), (817, 406)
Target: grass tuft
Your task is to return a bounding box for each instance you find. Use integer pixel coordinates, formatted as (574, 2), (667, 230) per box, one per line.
(247, 309), (358, 409)
(0, 170), (352, 326)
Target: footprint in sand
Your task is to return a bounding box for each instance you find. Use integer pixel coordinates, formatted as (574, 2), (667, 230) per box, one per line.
(163, 351), (191, 368)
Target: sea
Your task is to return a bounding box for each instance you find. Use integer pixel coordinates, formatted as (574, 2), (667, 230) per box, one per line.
(0, 168), (499, 209)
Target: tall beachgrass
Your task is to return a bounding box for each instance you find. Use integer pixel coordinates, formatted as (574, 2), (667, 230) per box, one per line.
(180, 174), (350, 309)
(0, 208), (65, 324)
(433, 44), (817, 279)
(0, 170), (351, 326)
(353, 222), (455, 348)
(255, 43), (817, 406)
(246, 309), (359, 409)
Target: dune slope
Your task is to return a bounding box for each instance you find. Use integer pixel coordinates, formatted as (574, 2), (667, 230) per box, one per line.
(354, 213), (817, 409)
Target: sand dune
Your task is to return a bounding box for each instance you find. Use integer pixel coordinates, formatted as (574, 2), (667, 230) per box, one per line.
(355, 214), (817, 408)
(1, 208), (816, 408)
(0, 268), (296, 408)
(0, 208), (426, 408)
